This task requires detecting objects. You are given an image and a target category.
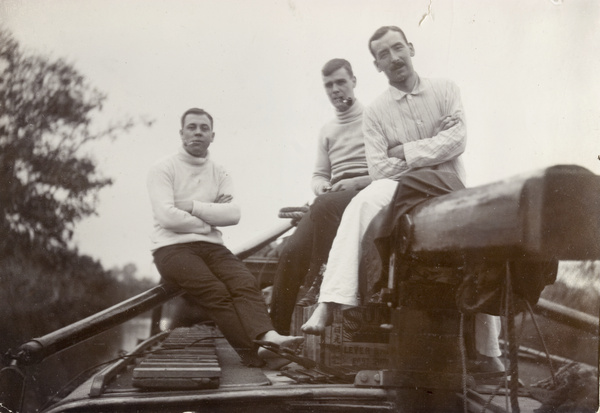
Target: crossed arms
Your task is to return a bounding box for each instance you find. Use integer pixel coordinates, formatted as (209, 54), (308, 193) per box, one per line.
(364, 80), (467, 181)
(147, 168), (240, 235)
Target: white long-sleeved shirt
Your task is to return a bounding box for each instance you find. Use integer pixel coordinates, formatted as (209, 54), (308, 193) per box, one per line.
(363, 76), (467, 183)
(147, 147), (240, 251)
(311, 100), (369, 194)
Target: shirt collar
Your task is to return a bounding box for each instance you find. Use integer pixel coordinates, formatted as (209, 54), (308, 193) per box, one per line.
(388, 74), (425, 101)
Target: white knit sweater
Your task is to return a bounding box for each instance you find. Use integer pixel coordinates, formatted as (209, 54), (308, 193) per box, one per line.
(147, 147), (240, 251)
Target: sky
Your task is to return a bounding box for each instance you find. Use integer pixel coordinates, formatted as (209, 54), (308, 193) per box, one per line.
(2, 0), (599, 281)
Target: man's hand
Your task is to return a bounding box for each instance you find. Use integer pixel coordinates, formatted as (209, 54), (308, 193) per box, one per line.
(388, 143), (405, 160)
(316, 182), (332, 195)
(330, 176), (371, 192)
(433, 114), (460, 136)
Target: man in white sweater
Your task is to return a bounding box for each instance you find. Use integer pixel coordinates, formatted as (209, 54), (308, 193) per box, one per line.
(270, 59), (371, 335)
(147, 108), (303, 366)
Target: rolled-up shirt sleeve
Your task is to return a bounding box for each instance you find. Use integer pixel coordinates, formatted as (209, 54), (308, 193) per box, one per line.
(147, 166), (212, 234)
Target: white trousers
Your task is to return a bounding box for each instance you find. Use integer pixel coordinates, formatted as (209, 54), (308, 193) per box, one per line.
(475, 313), (502, 357)
(319, 179), (396, 306)
(318, 178), (501, 357)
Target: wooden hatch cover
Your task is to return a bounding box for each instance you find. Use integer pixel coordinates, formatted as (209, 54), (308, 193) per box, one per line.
(132, 325), (221, 389)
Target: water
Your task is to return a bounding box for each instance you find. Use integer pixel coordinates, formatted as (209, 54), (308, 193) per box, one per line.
(23, 316), (153, 412)
(120, 316), (153, 351)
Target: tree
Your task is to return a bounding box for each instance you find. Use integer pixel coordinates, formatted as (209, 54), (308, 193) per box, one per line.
(109, 263), (156, 297)
(0, 29), (151, 354)
(0, 29), (137, 259)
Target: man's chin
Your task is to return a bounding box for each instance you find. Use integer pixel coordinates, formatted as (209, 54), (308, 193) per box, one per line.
(388, 72), (407, 84)
(333, 100), (352, 111)
(183, 146), (208, 158)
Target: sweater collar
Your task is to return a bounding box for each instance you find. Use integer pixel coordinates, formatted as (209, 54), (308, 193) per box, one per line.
(177, 146), (210, 165)
(334, 99), (363, 124)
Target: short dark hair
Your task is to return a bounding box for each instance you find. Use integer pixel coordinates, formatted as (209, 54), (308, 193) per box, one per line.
(368, 26), (409, 58)
(181, 108), (214, 129)
(321, 58), (354, 78)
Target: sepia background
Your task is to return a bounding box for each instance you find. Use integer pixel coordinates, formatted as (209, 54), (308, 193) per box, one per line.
(2, 0), (598, 280)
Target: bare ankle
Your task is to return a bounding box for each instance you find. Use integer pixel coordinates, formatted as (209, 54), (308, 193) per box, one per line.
(301, 302), (336, 335)
(258, 330), (278, 342)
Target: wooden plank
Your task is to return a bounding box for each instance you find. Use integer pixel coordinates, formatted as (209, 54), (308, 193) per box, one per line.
(133, 366), (221, 379)
(404, 165), (600, 262)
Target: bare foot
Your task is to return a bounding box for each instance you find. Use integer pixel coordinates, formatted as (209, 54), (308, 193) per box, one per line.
(256, 331), (304, 361)
(301, 302), (334, 335)
(258, 331), (304, 350)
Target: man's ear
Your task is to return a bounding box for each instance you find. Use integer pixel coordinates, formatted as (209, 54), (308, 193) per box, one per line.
(373, 60), (382, 72)
(210, 132), (215, 142)
(409, 43), (415, 57)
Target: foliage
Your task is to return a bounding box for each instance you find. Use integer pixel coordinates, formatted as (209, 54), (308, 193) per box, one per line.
(0, 29), (135, 259)
(0, 29), (152, 355)
(541, 261), (600, 316)
(109, 263), (156, 297)
(0, 250), (118, 353)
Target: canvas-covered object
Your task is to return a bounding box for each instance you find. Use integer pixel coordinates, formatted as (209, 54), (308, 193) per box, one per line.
(366, 169), (557, 314)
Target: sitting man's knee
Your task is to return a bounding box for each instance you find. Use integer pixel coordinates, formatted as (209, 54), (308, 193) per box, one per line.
(310, 194), (333, 215)
(188, 281), (232, 304)
(231, 271), (261, 292)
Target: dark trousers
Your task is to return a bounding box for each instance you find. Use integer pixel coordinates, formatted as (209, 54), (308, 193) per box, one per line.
(153, 242), (274, 356)
(270, 188), (361, 334)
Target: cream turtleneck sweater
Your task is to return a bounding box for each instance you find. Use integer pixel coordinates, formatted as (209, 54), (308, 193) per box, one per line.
(311, 100), (369, 195)
(147, 147), (240, 251)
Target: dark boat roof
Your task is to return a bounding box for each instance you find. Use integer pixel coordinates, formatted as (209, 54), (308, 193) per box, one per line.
(43, 324), (396, 413)
(41, 321), (598, 413)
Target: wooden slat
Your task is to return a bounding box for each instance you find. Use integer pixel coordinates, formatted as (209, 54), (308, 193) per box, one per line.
(132, 326), (221, 389)
(133, 366), (221, 379)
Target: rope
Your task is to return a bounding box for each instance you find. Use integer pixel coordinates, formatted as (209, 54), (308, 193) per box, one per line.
(459, 313), (468, 413)
(525, 300), (557, 387)
(501, 295), (510, 413)
(505, 261), (520, 413)
(481, 383), (503, 413)
(278, 206), (309, 225)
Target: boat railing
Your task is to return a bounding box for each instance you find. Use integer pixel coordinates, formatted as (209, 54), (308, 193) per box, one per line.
(534, 297), (598, 336)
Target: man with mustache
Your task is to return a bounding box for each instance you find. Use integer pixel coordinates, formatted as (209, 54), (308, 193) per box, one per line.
(270, 58), (371, 335)
(147, 108), (303, 367)
(302, 26), (503, 373)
